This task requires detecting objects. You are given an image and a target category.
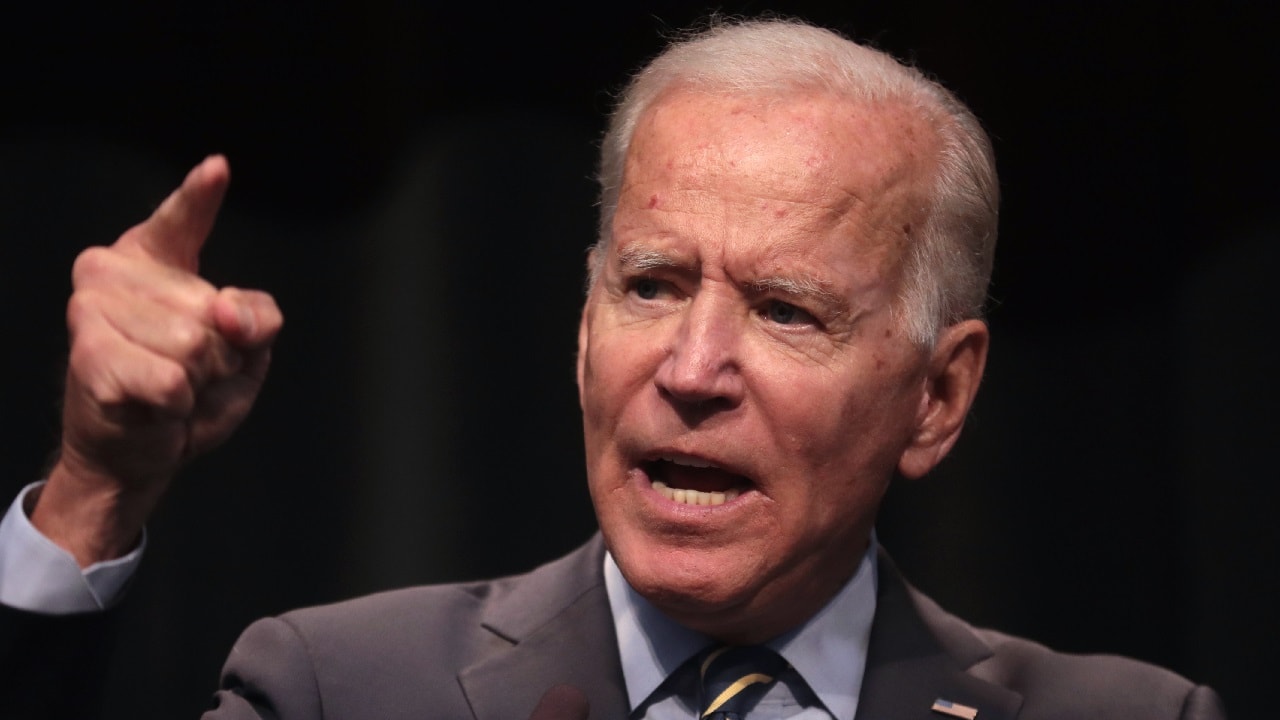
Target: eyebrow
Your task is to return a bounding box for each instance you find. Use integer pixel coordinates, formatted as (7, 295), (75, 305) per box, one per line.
(617, 246), (849, 312)
(616, 246), (695, 273)
(747, 275), (846, 311)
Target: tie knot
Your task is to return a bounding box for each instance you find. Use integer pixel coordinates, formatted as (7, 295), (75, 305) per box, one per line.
(697, 645), (789, 719)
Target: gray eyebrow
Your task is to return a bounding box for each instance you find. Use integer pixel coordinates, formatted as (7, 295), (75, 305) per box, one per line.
(748, 275), (844, 308)
(615, 247), (847, 312)
(616, 247), (693, 272)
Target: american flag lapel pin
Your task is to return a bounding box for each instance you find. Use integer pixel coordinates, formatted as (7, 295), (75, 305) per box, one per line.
(931, 698), (979, 719)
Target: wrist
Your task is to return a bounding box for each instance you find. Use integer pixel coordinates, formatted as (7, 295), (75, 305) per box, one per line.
(30, 462), (153, 568)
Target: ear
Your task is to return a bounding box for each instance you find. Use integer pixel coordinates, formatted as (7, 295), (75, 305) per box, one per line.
(897, 319), (989, 479)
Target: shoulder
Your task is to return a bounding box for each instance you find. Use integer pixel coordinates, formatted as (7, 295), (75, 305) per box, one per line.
(211, 535), (609, 719)
(907, 584), (1227, 719)
(971, 624), (1224, 719)
(215, 580), (516, 718)
(276, 532), (607, 649)
(277, 580), (492, 647)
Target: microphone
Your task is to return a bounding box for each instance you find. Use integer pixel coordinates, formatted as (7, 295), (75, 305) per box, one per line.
(527, 684), (590, 720)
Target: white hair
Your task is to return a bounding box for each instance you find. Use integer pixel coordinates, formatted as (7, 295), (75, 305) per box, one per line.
(591, 18), (999, 347)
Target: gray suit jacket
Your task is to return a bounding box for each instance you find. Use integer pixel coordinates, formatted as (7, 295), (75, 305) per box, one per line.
(206, 535), (1225, 719)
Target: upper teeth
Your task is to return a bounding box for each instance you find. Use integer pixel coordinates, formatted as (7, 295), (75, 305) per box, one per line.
(663, 455), (714, 468)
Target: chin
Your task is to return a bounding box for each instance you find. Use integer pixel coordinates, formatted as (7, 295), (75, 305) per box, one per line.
(609, 526), (765, 620)
(627, 561), (776, 643)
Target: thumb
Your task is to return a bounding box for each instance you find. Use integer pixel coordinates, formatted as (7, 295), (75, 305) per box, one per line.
(118, 154), (231, 272)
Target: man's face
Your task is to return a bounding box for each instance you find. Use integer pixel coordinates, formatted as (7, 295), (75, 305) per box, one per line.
(578, 89), (945, 641)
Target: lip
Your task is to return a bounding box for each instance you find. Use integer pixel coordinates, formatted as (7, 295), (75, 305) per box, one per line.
(636, 447), (755, 481)
(648, 451), (718, 468)
(626, 450), (759, 520)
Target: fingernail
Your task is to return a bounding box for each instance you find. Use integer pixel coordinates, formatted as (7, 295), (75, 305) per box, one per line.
(238, 304), (257, 337)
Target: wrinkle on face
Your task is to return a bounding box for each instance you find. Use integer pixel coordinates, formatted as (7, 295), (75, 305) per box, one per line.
(580, 87), (946, 641)
(618, 92), (937, 296)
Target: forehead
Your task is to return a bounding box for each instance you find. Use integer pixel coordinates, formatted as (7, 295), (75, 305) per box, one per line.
(627, 88), (936, 203)
(615, 88), (939, 278)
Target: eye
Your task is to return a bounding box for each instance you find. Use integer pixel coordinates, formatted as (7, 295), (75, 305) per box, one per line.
(632, 277), (662, 300)
(764, 300), (814, 326)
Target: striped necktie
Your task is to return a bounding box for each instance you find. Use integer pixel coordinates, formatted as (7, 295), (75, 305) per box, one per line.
(697, 645), (790, 719)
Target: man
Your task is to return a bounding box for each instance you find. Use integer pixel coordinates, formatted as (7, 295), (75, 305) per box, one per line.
(0, 18), (1225, 720)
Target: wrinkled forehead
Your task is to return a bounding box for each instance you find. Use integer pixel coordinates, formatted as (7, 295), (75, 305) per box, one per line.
(619, 88), (942, 264)
(626, 88), (938, 213)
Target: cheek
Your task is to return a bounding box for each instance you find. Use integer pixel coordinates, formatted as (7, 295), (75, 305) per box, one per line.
(765, 387), (897, 537)
(579, 352), (614, 446)
(580, 327), (661, 439)
(756, 363), (865, 450)
(757, 359), (919, 480)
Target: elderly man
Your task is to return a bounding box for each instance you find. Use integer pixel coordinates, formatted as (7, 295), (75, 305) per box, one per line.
(0, 18), (1224, 720)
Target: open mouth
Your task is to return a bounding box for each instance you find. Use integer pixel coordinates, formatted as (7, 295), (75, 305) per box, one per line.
(643, 455), (752, 506)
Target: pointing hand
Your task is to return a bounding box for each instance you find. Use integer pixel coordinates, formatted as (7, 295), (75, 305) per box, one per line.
(31, 156), (283, 567)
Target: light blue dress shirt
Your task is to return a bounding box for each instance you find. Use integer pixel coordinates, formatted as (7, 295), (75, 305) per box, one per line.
(604, 541), (877, 720)
(0, 481), (141, 613)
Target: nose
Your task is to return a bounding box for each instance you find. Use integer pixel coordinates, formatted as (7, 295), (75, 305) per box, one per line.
(654, 293), (745, 409)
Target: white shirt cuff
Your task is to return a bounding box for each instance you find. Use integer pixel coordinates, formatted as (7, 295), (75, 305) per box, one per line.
(0, 481), (144, 614)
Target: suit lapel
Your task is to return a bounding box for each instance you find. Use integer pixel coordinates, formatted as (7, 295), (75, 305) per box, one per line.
(458, 534), (630, 720)
(855, 551), (1023, 720)
(456, 539), (1024, 720)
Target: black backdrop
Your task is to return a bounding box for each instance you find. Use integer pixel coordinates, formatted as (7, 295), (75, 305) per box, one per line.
(2, 2), (1274, 717)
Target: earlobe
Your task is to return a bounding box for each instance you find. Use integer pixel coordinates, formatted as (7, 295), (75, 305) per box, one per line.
(897, 319), (989, 479)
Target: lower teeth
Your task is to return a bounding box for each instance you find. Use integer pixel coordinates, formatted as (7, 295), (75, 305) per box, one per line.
(652, 480), (740, 506)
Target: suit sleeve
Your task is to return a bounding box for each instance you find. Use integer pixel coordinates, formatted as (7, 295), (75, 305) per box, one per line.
(204, 616), (324, 720)
(0, 603), (119, 720)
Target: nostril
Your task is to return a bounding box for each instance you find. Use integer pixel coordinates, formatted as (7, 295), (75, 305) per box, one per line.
(655, 375), (720, 405)
(657, 385), (738, 426)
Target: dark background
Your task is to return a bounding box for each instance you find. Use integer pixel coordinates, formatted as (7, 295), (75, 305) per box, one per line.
(2, 2), (1274, 717)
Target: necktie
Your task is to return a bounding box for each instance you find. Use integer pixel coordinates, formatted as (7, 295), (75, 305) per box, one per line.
(697, 645), (790, 719)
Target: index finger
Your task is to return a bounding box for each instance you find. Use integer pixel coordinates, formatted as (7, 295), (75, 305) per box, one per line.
(117, 155), (231, 272)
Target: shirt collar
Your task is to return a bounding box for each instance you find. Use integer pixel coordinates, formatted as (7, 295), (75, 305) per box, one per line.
(604, 540), (879, 720)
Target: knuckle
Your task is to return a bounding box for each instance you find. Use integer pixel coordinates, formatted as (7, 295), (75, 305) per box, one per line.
(69, 354), (125, 409)
(83, 377), (125, 408)
(70, 246), (114, 286)
(168, 318), (210, 359)
(187, 287), (220, 324)
(153, 362), (193, 405)
(65, 290), (95, 329)
(68, 328), (111, 370)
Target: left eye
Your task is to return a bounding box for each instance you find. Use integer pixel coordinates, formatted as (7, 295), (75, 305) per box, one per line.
(632, 278), (662, 299)
(765, 300), (811, 325)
